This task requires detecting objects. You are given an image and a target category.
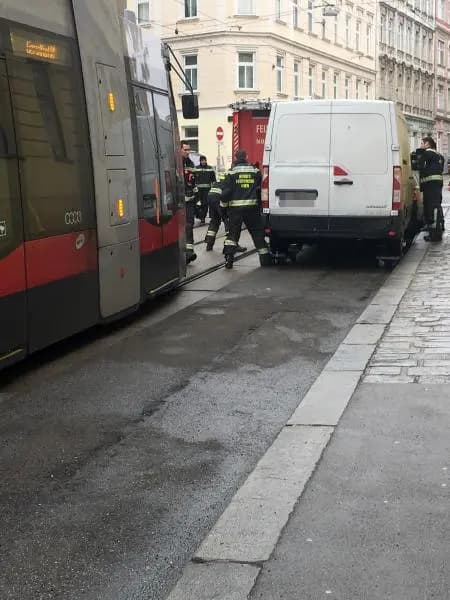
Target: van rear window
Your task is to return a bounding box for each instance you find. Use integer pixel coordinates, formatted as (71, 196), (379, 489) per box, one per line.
(331, 113), (388, 174)
(274, 113), (330, 164)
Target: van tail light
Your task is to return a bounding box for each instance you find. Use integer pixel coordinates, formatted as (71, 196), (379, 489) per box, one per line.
(333, 165), (348, 176)
(261, 165), (269, 209)
(392, 166), (402, 210)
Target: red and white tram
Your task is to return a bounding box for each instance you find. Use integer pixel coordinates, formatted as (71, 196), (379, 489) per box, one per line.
(0, 1), (194, 368)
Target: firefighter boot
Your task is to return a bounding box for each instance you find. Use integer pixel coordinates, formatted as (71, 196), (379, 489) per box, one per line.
(205, 237), (215, 251)
(225, 254), (234, 269)
(236, 244), (247, 253)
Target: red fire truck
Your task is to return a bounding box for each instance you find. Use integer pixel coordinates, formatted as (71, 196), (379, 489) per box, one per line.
(230, 100), (271, 166)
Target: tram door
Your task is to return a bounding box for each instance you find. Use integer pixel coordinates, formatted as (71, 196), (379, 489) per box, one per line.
(152, 92), (182, 284)
(0, 59), (27, 363)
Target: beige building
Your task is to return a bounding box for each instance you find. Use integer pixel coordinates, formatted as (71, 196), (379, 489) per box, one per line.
(377, 0), (436, 150)
(127, 0), (376, 167)
(434, 0), (450, 155)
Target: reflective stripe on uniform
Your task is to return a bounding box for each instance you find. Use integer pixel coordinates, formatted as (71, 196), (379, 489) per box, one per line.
(185, 196), (196, 202)
(224, 239), (237, 246)
(229, 165), (258, 174)
(257, 247), (270, 254)
(220, 201), (229, 208)
(228, 199), (258, 207)
(186, 243), (194, 250)
(196, 183), (211, 188)
(210, 187), (222, 195)
(420, 175), (444, 183)
(206, 229), (217, 238)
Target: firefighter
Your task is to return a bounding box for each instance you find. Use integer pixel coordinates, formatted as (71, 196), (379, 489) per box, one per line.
(194, 155), (216, 224)
(204, 172), (247, 253)
(417, 136), (445, 242)
(181, 140), (197, 263)
(221, 149), (271, 269)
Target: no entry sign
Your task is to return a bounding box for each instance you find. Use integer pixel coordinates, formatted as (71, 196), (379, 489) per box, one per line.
(216, 126), (224, 141)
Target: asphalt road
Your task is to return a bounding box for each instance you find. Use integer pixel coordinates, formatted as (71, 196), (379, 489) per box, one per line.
(0, 243), (387, 600)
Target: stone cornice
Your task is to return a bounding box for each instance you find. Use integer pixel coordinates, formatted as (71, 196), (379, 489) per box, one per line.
(163, 30), (376, 76)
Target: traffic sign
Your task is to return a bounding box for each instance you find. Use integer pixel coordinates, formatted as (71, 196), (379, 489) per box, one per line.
(216, 126), (224, 141)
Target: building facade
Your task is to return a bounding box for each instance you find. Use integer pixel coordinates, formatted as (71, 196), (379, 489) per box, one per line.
(377, 0), (435, 150)
(434, 0), (450, 154)
(127, 0), (376, 167)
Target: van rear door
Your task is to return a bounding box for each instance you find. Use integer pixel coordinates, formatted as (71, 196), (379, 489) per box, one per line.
(269, 102), (331, 226)
(329, 104), (392, 223)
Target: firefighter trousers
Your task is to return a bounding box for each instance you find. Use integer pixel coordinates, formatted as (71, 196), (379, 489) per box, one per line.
(223, 206), (270, 265)
(196, 188), (209, 221)
(185, 200), (196, 258)
(205, 197), (229, 247)
(423, 182), (444, 226)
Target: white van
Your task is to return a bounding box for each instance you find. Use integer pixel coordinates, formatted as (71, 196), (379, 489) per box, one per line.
(261, 100), (421, 262)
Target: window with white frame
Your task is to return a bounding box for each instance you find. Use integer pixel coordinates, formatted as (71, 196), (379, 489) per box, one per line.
(183, 126), (199, 152)
(236, 0), (255, 15)
(333, 72), (339, 99)
(388, 17), (394, 47)
(437, 84), (444, 110)
(422, 34), (427, 61)
(365, 81), (370, 100)
(345, 14), (351, 47)
(428, 38), (433, 62)
(138, 0), (150, 23)
(237, 52), (255, 89)
(380, 15), (386, 44)
(184, 54), (198, 91)
(308, 1), (313, 33)
(406, 23), (412, 54)
(438, 40), (445, 65)
(398, 21), (404, 51)
(447, 87), (450, 111)
(334, 16), (339, 44)
(356, 78), (361, 99)
(345, 75), (350, 99)
(292, 0), (299, 28)
(355, 20), (360, 51)
(367, 23), (372, 54)
(184, 0), (197, 18)
(414, 28), (420, 57)
(321, 69), (327, 98)
(276, 55), (285, 93)
(438, 0), (445, 19)
(294, 61), (300, 98)
(308, 65), (315, 96)
(275, 0), (282, 20)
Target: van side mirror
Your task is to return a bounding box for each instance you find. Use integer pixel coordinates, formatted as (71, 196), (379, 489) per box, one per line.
(182, 94), (199, 119)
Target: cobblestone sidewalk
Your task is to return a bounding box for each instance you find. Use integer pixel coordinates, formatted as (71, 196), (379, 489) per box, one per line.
(365, 233), (450, 384)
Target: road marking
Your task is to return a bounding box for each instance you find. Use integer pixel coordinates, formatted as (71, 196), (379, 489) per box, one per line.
(195, 426), (333, 564)
(165, 234), (431, 599)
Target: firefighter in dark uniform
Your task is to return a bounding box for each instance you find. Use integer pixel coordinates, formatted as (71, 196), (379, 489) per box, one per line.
(181, 140), (197, 263)
(204, 171), (247, 253)
(417, 136), (445, 241)
(194, 155), (216, 224)
(221, 149), (271, 269)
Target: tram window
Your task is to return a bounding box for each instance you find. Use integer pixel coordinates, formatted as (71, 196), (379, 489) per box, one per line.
(0, 61), (22, 259)
(152, 92), (177, 215)
(133, 87), (160, 224)
(8, 40), (94, 239)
